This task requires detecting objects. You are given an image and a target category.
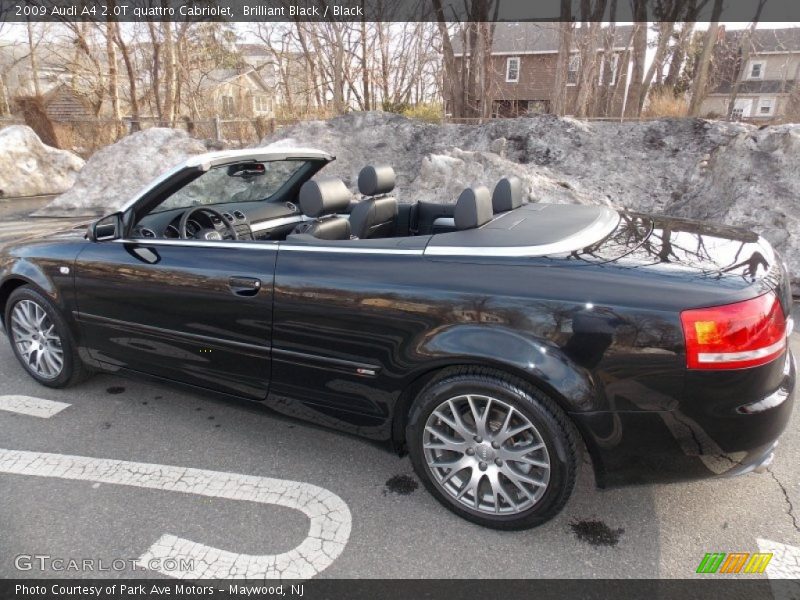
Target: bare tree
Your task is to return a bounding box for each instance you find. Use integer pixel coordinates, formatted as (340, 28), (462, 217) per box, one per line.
(551, 0), (574, 116)
(725, 0), (769, 119)
(624, 4), (648, 118)
(688, 0), (724, 116)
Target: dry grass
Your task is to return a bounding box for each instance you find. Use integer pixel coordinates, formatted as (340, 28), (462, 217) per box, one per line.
(643, 90), (689, 118)
(52, 121), (119, 157)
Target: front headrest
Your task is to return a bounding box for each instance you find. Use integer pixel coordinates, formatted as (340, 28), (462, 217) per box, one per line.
(492, 176), (523, 212)
(299, 177), (352, 218)
(454, 186), (493, 231)
(358, 165), (396, 196)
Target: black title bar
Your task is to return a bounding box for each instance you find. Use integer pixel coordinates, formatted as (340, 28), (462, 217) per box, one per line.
(3, 0), (800, 23)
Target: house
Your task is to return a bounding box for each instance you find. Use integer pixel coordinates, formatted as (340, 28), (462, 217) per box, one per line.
(199, 68), (276, 118)
(700, 27), (800, 121)
(448, 23), (635, 118)
(41, 84), (94, 121)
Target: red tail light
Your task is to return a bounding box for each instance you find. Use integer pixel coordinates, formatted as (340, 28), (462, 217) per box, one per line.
(680, 292), (787, 370)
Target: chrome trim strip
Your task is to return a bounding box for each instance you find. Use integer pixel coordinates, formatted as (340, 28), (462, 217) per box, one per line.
(114, 239), (277, 250)
(279, 245), (423, 255)
(424, 209), (621, 257)
(250, 215), (308, 233)
(114, 238), (422, 255)
(698, 338), (787, 363)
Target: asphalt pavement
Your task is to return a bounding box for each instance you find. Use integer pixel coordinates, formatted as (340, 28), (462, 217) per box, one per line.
(0, 205), (798, 581)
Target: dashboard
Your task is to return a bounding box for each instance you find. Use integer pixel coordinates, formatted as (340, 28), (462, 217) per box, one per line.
(132, 199), (306, 242)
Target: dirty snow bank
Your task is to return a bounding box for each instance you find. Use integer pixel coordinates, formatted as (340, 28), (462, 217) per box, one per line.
(36, 112), (800, 292)
(263, 112), (800, 292)
(0, 126), (84, 198)
(39, 128), (207, 216)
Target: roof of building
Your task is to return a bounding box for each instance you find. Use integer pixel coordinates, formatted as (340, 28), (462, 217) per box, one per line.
(709, 79), (796, 95)
(722, 27), (800, 53)
(452, 23), (634, 55)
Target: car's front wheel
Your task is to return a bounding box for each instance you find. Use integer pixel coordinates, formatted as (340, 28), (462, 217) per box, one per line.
(407, 368), (578, 530)
(5, 285), (90, 388)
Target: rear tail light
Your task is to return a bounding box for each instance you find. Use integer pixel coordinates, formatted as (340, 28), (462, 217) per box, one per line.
(680, 292), (787, 370)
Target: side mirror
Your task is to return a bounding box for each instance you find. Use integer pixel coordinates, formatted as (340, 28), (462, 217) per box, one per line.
(87, 213), (123, 242)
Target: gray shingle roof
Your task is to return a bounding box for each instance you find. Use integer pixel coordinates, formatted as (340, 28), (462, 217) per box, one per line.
(452, 23), (634, 55)
(724, 27), (800, 53)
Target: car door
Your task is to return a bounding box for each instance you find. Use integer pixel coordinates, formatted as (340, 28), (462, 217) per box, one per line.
(73, 238), (276, 400)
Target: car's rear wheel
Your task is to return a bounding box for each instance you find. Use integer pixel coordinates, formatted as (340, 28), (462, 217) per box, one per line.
(5, 285), (90, 388)
(407, 367), (578, 529)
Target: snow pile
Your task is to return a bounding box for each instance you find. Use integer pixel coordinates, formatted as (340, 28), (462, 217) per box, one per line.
(262, 112), (800, 291)
(0, 126), (84, 198)
(34, 112), (800, 291)
(40, 128), (207, 216)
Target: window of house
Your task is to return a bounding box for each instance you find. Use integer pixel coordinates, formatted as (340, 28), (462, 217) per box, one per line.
(221, 95), (235, 115)
(567, 55), (580, 85)
(506, 57), (520, 83)
(758, 97), (776, 116)
(747, 60), (766, 80)
(599, 53), (620, 86)
(253, 94), (272, 114)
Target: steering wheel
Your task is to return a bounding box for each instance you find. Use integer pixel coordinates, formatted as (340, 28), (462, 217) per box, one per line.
(178, 207), (238, 241)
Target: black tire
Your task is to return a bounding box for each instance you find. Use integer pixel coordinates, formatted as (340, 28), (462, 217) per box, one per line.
(406, 366), (579, 530)
(5, 285), (91, 388)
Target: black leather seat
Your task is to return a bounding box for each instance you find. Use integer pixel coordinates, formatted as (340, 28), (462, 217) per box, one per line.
(492, 176), (523, 213)
(292, 177), (352, 240)
(350, 165), (398, 239)
(454, 186), (493, 230)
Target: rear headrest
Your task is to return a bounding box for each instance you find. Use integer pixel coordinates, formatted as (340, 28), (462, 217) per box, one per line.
(358, 165), (396, 196)
(454, 186), (493, 231)
(299, 177), (352, 218)
(492, 176), (523, 212)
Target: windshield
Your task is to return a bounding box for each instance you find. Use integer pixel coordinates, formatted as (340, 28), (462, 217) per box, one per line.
(153, 159), (308, 213)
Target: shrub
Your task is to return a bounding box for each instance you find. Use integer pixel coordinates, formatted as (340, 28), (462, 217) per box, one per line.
(643, 90), (689, 118)
(401, 103), (444, 123)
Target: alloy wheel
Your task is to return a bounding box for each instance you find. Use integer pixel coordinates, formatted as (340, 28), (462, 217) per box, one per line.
(423, 394), (551, 515)
(9, 299), (64, 380)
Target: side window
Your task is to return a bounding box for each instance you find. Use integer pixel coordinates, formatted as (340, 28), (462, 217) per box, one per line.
(506, 57), (520, 83)
(758, 97), (776, 116)
(567, 55), (580, 85)
(747, 60), (765, 80)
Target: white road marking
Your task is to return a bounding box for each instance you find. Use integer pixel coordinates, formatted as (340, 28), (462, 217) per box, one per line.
(0, 395), (71, 418)
(757, 539), (800, 600)
(0, 449), (351, 580)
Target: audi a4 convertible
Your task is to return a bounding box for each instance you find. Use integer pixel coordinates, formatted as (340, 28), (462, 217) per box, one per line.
(0, 148), (795, 529)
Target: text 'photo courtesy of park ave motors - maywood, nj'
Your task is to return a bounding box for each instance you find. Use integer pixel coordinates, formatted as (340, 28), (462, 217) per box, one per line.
(0, 1), (799, 600)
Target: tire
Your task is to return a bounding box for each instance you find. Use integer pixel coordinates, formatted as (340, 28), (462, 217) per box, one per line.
(406, 367), (578, 530)
(5, 285), (91, 388)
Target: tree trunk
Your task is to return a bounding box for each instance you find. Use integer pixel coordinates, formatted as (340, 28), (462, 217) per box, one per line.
(162, 19), (177, 126)
(26, 19), (41, 97)
(726, 0), (768, 119)
(664, 22), (694, 90)
(624, 11), (648, 118)
(360, 15), (370, 111)
(432, 0), (464, 118)
(551, 0), (573, 116)
(689, 0), (724, 116)
(639, 22), (676, 112)
(105, 9), (122, 138)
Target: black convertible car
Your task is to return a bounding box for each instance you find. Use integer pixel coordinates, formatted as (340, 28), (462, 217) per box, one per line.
(0, 148), (795, 529)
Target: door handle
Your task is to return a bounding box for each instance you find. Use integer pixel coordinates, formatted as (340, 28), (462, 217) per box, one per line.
(228, 276), (261, 297)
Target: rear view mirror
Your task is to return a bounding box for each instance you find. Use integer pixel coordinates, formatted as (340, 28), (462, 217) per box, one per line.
(227, 162), (266, 178)
(87, 213), (123, 242)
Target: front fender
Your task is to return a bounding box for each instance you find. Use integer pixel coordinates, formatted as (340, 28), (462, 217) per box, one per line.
(415, 324), (599, 412)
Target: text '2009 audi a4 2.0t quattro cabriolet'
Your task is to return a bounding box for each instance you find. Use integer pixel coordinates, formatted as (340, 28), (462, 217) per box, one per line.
(0, 148), (795, 529)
